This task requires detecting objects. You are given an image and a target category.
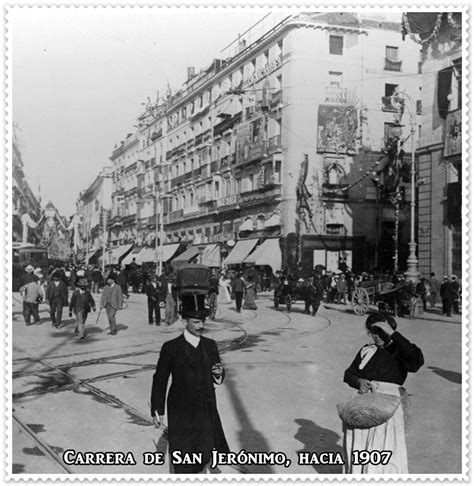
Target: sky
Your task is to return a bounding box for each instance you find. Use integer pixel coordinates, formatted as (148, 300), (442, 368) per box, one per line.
(11, 7), (270, 216)
(10, 7), (403, 217)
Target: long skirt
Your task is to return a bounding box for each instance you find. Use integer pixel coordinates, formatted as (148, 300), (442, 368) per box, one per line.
(217, 281), (231, 304)
(243, 287), (257, 310)
(343, 381), (408, 473)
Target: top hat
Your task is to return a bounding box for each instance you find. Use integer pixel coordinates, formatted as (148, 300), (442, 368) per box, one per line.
(180, 293), (210, 320)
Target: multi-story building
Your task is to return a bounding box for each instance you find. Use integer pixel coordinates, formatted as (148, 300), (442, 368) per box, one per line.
(76, 167), (113, 264)
(402, 12), (463, 278)
(108, 12), (421, 273)
(12, 137), (41, 244)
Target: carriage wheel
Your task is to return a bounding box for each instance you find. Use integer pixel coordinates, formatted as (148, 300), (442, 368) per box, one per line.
(286, 293), (292, 312)
(273, 292), (279, 309)
(352, 288), (369, 315)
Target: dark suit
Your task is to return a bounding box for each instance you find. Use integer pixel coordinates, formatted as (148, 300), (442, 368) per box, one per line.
(151, 335), (229, 473)
(69, 289), (96, 338)
(46, 280), (68, 326)
(231, 277), (245, 312)
(145, 282), (164, 324)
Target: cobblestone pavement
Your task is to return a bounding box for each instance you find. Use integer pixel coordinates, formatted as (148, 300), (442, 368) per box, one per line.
(10, 290), (463, 476)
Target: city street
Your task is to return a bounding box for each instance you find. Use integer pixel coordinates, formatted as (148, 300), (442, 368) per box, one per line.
(11, 290), (463, 476)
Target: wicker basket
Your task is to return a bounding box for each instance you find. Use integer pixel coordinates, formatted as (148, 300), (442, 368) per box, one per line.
(337, 392), (401, 429)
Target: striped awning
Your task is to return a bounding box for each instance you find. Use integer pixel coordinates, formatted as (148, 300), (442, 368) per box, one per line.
(243, 238), (281, 273)
(105, 244), (134, 266)
(224, 239), (259, 266)
(201, 244), (221, 267)
(172, 246), (200, 262)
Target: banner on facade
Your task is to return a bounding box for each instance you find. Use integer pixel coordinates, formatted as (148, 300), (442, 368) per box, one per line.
(444, 109), (461, 157)
(317, 104), (358, 154)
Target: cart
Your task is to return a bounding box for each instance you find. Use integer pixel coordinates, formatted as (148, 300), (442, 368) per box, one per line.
(351, 279), (394, 315)
(175, 264), (217, 319)
(351, 279), (415, 316)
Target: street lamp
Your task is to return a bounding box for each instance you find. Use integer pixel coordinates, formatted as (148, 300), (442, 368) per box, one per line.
(403, 119), (420, 284)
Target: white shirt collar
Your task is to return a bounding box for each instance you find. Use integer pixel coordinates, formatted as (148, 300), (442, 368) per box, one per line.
(184, 329), (200, 348)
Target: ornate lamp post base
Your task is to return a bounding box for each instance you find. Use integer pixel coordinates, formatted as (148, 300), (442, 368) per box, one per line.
(404, 242), (420, 283)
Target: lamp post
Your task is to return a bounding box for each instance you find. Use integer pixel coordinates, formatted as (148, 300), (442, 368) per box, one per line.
(404, 120), (420, 284)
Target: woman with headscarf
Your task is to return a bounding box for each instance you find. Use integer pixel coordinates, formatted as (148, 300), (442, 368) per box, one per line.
(341, 312), (424, 473)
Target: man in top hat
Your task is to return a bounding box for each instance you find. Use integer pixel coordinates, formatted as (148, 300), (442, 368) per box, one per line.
(45, 272), (69, 328)
(150, 293), (229, 473)
(69, 278), (96, 339)
(100, 273), (123, 335)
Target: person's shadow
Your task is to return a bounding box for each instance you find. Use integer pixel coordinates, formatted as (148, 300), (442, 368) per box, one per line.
(294, 418), (344, 474)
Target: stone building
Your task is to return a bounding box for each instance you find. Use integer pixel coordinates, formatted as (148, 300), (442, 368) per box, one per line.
(107, 12), (421, 273)
(75, 167), (113, 264)
(402, 12), (463, 279)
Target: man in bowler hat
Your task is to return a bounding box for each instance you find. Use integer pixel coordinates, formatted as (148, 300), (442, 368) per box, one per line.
(150, 294), (229, 473)
(100, 273), (123, 335)
(69, 278), (96, 339)
(46, 272), (69, 328)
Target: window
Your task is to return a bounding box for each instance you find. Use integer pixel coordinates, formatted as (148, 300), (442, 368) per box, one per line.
(329, 35), (343, 55)
(385, 84), (398, 97)
(329, 71), (343, 87)
(382, 84), (399, 111)
(327, 71), (343, 101)
(385, 46), (401, 71)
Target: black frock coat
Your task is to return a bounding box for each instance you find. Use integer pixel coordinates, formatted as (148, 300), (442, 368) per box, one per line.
(151, 334), (229, 470)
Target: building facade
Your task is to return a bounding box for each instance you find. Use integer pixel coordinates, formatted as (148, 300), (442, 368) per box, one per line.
(106, 12), (421, 273)
(12, 137), (42, 244)
(75, 167), (113, 263)
(402, 12), (463, 279)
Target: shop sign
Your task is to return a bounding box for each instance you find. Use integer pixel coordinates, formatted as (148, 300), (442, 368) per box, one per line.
(244, 54), (282, 89)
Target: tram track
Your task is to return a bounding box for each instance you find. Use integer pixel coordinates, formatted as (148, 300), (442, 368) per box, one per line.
(11, 297), (332, 475)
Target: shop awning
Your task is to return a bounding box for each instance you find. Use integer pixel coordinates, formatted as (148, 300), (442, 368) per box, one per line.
(238, 219), (254, 233)
(224, 239), (259, 266)
(105, 244), (134, 266)
(264, 213), (281, 228)
(243, 238), (281, 273)
(157, 243), (181, 263)
(122, 247), (143, 265)
(201, 244), (221, 267)
(135, 247), (156, 264)
(172, 245), (200, 262)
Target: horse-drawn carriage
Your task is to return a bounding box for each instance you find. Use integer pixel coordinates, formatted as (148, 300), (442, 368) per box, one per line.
(175, 264), (217, 319)
(351, 279), (415, 316)
(273, 275), (324, 315)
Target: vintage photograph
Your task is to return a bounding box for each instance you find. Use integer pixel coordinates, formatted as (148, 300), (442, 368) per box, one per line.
(8, 6), (466, 478)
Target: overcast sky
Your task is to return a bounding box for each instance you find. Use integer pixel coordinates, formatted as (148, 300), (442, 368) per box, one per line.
(10, 7), (403, 217)
(11, 7), (271, 216)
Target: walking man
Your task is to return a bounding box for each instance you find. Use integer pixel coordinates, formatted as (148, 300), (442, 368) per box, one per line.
(440, 276), (453, 316)
(100, 273), (123, 335)
(69, 278), (96, 339)
(150, 295), (229, 473)
(231, 272), (245, 313)
(145, 274), (164, 326)
(429, 272), (441, 307)
(20, 275), (43, 325)
(46, 272), (69, 328)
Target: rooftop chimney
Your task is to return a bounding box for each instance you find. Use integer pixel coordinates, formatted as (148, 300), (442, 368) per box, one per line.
(187, 66), (196, 80)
